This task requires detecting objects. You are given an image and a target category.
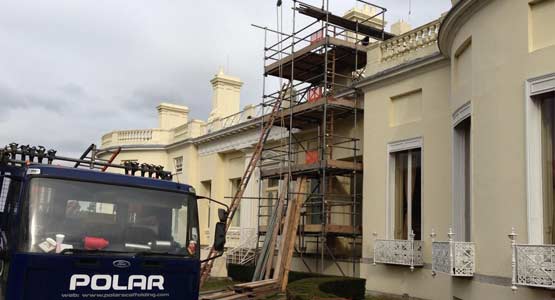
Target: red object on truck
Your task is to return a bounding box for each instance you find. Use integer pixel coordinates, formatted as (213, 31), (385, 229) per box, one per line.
(84, 236), (109, 250)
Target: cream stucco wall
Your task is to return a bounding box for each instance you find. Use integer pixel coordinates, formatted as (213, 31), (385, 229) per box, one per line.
(362, 59), (452, 299)
(95, 0), (555, 298)
(444, 3), (555, 298)
(357, 0), (555, 299)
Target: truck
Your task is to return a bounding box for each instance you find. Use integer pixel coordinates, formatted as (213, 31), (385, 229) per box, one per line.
(0, 143), (227, 300)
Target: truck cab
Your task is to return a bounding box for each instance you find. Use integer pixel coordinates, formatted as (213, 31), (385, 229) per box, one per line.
(0, 161), (212, 300)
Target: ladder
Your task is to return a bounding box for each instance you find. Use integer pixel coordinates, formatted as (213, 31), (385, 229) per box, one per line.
(74, 144), (122, 171)
(199, 82), (292, 286)
(0, 143), (167, 179)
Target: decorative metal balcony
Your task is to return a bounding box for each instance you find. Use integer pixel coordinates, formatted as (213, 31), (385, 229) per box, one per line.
(430, 228), (475, 277)
(373, 231), (424, 270)
(509, 228), (555, 291)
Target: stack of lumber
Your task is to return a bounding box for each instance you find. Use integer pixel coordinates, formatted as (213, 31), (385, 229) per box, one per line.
(252, 177), (308, 291)
(202, 176), (308, 300)
(200, 280), (278, 300)
(253, 174), (290, 281)
(234, 280), (279, 298)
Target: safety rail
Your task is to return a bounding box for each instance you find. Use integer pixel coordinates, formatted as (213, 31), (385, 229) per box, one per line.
(266, 22), (367, 63)
(379, 19), (440, 62)
(260, 134), (361, 165)
(430, 228), (475, 277)
(373, 231), (423, 270)
(204, 104), (273, 134)
(264, 2), (386, 64)
(509, 228), (555, 290)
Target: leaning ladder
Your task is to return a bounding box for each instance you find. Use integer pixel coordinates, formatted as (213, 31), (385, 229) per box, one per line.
(199, 82), (292, 286)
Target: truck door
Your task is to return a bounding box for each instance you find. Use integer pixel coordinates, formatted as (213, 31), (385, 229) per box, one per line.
(0, 173), (21, 299)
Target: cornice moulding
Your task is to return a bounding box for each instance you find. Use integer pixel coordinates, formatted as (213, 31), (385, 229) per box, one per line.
(438, 0), (492, 57)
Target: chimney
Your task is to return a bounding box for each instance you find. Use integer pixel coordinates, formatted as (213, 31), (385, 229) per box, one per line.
(208, 67), (243, 122)
(343, 5), (386, 44)
(343, 4), (386, 29)
(157, 103), (189, 130)
(391, 20), (412, 35)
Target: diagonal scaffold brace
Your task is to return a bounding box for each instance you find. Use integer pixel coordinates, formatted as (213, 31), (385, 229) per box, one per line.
(199, 81), (292, 286)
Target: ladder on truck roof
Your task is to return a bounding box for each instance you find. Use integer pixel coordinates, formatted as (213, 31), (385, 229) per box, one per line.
(0, 143), (171, 180)
(74, 143), (122, 171)
(199, 82), (292, 286)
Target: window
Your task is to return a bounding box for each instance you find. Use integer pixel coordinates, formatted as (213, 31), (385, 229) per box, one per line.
(201, 180), (212, 228)
(389, 146), (422, 240)
(0, 175), (11, 213)
(174, 156), (183, 173)
(23, 178), (197, 255)
(261, 179), (279, 227)
(454, 116), (471, 242)
(230, 178), (241, 227)
(66, 200), (117, 223)
(541, 93), (555, 243)
(308, 178), (322, 225)
(526, 74), (555, 244)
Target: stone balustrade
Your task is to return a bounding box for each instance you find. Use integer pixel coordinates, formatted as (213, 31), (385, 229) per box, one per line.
(100, 104), (262, 148)
(101, 129), (170, 148)
(380, 20), (440, 62)
(365, 19), (441, 77)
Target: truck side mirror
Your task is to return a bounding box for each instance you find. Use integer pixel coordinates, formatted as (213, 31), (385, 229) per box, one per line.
(213, 222), (226, 252)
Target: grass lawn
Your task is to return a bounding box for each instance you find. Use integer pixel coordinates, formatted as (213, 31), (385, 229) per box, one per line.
(200, 278), (240, 292)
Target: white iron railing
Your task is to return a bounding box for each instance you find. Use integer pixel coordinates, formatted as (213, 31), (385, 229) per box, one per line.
(430, 228), (475, 277)
(509, 228), (555, 291)
(226, 228), (258, 265)
(373, 230), (424, 270)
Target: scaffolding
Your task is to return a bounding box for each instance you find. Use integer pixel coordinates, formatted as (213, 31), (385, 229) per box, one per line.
(253, 0), (392, 276)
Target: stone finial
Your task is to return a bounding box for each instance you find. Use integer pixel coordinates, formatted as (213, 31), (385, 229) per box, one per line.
(447, 227), (455, 241)
(430, 228), (436, 241)
(343, 4), (385, 28)
(391, 20), (412, 36)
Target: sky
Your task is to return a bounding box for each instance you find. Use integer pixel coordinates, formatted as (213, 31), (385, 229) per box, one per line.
(0, 0), (451, 156)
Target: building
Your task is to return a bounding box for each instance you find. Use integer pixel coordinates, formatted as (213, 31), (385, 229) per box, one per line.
(99, 0), (555, 299)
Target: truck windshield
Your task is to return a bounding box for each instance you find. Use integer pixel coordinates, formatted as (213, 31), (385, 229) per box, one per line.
(21, 178), (199, 257)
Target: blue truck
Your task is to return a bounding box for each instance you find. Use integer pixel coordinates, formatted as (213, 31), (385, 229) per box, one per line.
(0, 143), (227, 300)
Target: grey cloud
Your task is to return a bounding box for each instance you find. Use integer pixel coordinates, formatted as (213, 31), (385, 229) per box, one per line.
(0, 0), (450, 156)
(59, 83), (85, 97)
(0, 84), (67, 117)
